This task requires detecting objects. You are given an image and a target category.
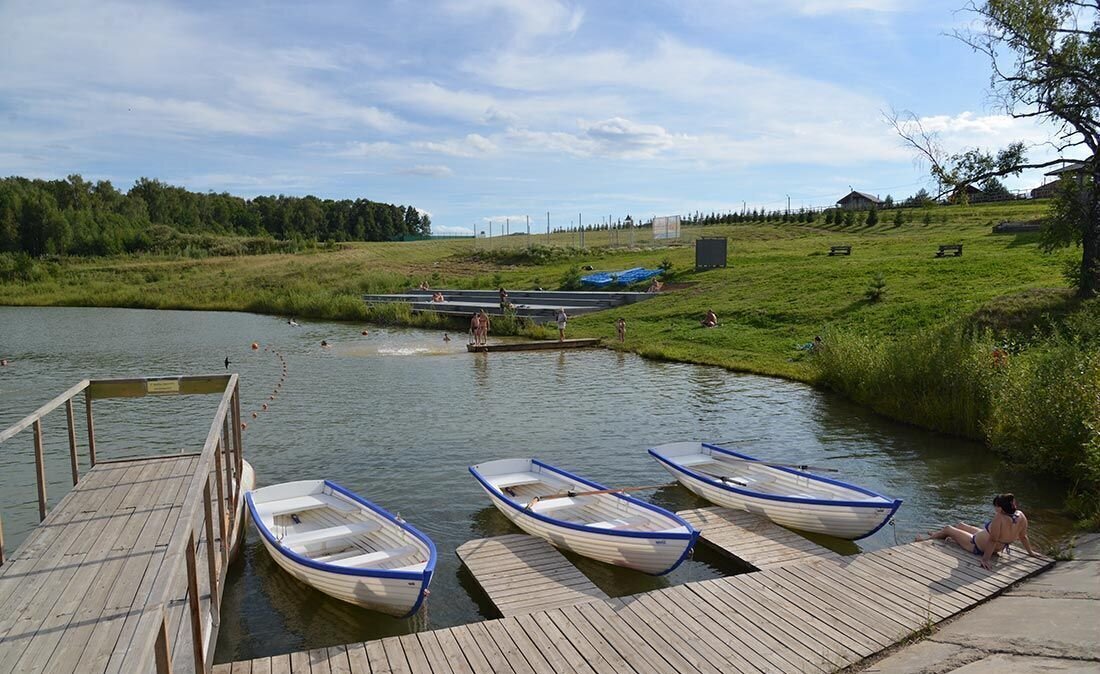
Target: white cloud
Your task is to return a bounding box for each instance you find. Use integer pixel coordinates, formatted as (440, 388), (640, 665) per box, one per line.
(310, 141), (403, 158)
(400, 165), (455, 178)
(443, 0), (583, 39)
(415, 133), (498, 157)
(434, 224), (475, 235)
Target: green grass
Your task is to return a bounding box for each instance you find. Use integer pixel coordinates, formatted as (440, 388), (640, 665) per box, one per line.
(0, 200), (1075, 381)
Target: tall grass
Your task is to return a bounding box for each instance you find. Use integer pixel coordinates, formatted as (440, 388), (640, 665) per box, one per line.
(816, 301), (1100, 520)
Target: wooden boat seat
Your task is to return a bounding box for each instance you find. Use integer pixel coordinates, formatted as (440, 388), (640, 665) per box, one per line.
(585, 515), (652, 530)
(280, 520), (381, 549)
(254, 493), (358, 520)
(331, 544), (421, 569)
(489, 472), (543, 488)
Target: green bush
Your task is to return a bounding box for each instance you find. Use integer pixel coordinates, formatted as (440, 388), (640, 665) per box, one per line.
(559, 265), (583, 290)
(865, 273), (887, 302)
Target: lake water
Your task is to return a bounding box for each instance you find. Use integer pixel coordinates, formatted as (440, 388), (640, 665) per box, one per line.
(0, 306), (1074, 662)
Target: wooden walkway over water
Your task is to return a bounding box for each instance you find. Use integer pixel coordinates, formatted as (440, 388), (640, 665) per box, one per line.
(456, 535), (609, 617)
(466, 339), (601, 353)
(0, 375), (248, 674)
(677, 507), (844, 569)
(217, 540), (1052, 673)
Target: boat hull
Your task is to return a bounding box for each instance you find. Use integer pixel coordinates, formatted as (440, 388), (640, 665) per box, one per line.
(471, 458), (697, 575)
(246, 481), (434, 618)
(650, 442), (901, 540)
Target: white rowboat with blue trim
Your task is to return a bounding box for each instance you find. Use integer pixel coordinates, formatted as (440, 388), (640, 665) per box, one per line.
(470, 458), (699, 575)
(246, 480), (436, 617)
(649, 441), (902, 540)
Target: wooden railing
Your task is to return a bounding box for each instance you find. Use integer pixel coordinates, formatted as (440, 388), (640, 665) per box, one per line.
(0, 374), (246, 674)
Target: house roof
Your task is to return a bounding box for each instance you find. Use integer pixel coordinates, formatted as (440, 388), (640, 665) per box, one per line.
(837, 190), (882, 204)
(1045, 157), (1094, 176)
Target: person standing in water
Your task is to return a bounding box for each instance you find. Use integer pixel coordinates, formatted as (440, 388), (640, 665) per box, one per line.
(616, 318), (626, 343)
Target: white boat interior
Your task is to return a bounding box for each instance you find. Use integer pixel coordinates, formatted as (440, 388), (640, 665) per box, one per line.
(485, 467), (688, 534)
(664, 443), (890, 503)
(253, 482), (430, 571)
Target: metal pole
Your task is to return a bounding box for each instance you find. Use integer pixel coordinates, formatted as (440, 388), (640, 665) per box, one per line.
(546, 212), (550, 244)
(579, 212), (583, 248)
(526, 215), (530, 249)
(489, 221), (492, 249)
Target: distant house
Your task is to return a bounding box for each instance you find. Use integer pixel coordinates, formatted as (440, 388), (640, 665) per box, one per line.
(948, 184), (984, 204)
(1032, 157), (1095, 198)
(836, 191), (882, 210)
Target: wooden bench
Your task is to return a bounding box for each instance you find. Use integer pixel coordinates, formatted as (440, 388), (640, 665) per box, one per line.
(828, 245), (851, 256)
(936, 244), (963, 257)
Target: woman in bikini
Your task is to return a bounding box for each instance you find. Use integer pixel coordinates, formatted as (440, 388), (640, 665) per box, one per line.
(917, 493), (1038, 570)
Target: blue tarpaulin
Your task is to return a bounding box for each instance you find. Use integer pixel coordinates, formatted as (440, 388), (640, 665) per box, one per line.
(581, 267), (662, 287)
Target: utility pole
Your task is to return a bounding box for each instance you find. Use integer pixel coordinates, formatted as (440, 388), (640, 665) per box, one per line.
(786, 195), (791, 215)
(489, 220), (493, 249)
(579, 212), (583, 248)
(526, 215), (530, 249)
(506, 217), (509, 237)
(546, 211), (550, 245)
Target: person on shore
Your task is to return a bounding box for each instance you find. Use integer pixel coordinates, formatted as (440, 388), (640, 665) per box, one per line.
(431, 291), (445, 303)
(556, 308), (569, 342)
(647, 279), (663, 293)
(616, 317), (626, 343)
(701, 310), (718, 328)
(418, 281), (430, 290)
(499, 287), (509, 311)
(469, 314), (479, 345)
(916, 493), (1038, 570)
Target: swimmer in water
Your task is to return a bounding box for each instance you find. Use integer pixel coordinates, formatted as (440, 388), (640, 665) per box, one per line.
(321, 340), (329, 347)
(443, 333), (451, 342)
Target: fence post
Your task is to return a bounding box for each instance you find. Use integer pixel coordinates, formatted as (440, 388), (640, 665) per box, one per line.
(66, 399), (79, 485)
(222, 418), (236, 526)
(203, 479), (220, 623)
(185, 530), (206, 673)
(154, 616), (173, 674)
(213, 437), (229, 563)
(85, 393), (97, 466)
(33, 419), (47, 521)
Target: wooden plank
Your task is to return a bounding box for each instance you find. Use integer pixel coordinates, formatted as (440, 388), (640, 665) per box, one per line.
(270, 654), (292, 674)
(231, 660), (253, 674)
(290, 649), (312, 673)
(498, 617), (556, 674)
(684, 580), (810, 674)
(476, 620), (534, 674)
(543, 608), (627, 674)
(569, 602), (670, 674)
(607, 596), (722, 674)
(513, 613), (595, 674)
(676, 507), (842, 570)
(344, 644), (372, 674)
(456, 536), (608, 617)
(412, 632), (452, 674)
(448, 625), (500, 674)
(397, 634), (433, 674)
(657, 585), (772, 674)
(432, 629), (476, 674)
(327, 645), (354, 674)
(765, 565), (898, 645)
(642, 589), (757, 674)
(309, 647), (334, 674)
(522, 613), (598, 674)
(253, 657), (273, 674)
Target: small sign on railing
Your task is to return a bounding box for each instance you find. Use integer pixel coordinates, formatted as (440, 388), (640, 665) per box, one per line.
(146, 379), (181, 395)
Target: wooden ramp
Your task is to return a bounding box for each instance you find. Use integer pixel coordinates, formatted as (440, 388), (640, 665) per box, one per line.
(0, 455), (226, 674)
(217, 541), (1052, 673)
(678, 506), (844, 569)
(467, 338), (601, 353)
(456, 534), (609, 617)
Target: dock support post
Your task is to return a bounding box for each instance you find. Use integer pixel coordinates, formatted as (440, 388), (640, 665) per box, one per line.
(33, 419), (47, 521)
(84, 393), (96, 466)
(154, 617), (173, 674)
(203, 479), (220, 623)
(213, 437), (229, 564)
(185, 530), (206, 674)
(66, 399), (79, 485)
(222, 418), (236, 528)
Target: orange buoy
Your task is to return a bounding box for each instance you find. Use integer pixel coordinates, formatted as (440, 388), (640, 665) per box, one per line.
(361, 330), (368, 335)
(241, 422), (248, 430)
(251, 412), (257, 418)
(251, 342), (259, 350)
(262, 403), (268, 410)
(269, 395), (274, 400)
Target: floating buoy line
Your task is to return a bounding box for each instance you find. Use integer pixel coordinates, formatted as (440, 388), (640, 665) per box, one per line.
(241, 344), (288, 432)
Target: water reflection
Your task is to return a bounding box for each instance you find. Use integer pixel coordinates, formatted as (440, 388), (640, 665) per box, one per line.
(0, 306), (1075, 663)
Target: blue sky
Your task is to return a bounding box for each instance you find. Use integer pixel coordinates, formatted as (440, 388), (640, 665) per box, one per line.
(0, 0), (1063, 235)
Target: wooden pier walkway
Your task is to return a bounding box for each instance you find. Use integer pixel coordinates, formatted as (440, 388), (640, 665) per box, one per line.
(217, 540), (1052, 673)
(0, 375), (249, 674)
(466, 339), (601, 353)
(677, 507), (844, 570)
(456, 535), (609, 617)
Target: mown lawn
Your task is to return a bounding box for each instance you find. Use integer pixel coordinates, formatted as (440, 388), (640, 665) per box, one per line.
(1, 200), (1075, 382)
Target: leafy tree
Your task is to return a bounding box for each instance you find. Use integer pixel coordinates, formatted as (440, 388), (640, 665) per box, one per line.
(883, 195), (895, 209)
(979, 177), (1013, 201)
(892, 1), (1098, 297)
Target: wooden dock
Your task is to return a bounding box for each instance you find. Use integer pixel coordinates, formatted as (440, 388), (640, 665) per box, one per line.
(216, 540), (1052, 673)
(0, 375), (248, 674)
(677, 506), (844, 570)
(456, 535), (610, 617)
(467, 338), (602, 353)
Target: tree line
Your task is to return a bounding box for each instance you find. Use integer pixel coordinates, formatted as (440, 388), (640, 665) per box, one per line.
(0, 175), (432, 257)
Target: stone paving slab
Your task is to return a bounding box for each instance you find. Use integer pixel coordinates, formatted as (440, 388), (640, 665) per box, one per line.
(934, 596), (1099, 660)
(950, 653), (1100, 673)
(860, 641), (970, 673)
